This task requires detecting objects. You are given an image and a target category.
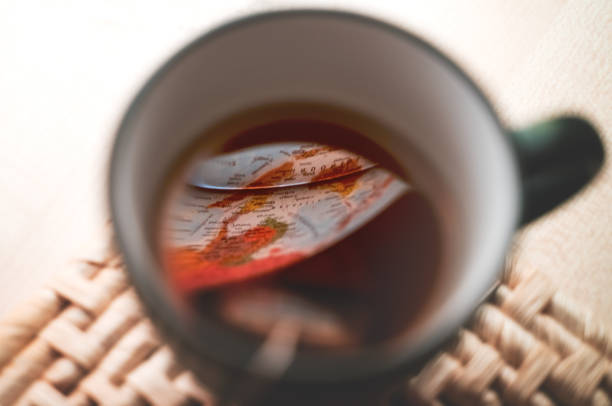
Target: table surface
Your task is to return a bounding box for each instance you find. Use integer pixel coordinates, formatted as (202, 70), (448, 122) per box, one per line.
(1, 0), (610, 322)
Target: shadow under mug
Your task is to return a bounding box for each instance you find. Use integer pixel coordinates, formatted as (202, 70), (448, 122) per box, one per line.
(109, 9), (605, 405)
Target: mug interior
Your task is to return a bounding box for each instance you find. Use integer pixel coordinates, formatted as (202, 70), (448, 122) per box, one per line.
(110, 10), (521, 382)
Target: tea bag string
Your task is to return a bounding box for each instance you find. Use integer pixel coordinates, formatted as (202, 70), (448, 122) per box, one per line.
(217, 319), (301, 406)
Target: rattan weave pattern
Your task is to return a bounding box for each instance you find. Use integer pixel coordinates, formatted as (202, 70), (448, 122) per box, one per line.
(0, 256), (214, 406)
(403, 265), (612, 406)
(0, 255), (610, 405)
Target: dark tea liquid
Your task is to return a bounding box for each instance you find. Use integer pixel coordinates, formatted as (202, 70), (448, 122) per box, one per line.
(157, 109), (442, 351)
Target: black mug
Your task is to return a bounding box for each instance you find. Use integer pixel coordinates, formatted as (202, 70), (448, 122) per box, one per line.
(109, 9), (604, 405)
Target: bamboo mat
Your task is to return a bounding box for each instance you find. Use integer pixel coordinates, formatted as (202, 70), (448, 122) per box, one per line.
(0, 255), (611, 405)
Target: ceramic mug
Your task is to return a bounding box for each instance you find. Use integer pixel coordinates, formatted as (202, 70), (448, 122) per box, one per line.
(109, 9), (604, 405)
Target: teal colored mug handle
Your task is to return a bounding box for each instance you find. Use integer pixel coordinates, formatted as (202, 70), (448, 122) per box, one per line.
(511, 117), (605, 225)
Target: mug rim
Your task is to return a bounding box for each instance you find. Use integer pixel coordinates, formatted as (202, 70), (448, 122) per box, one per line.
(110, 8), (521, 385)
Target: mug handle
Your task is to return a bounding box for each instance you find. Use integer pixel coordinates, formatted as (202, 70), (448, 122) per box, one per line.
(511, 117), (605, 225)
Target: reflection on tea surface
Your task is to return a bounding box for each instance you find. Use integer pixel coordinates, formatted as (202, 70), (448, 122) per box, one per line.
(158, 121), (441, 354)
(188, 141), (378, 190)
(165, 143), (407, 291)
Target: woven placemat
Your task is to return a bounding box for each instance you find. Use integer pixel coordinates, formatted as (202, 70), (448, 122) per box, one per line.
(1, 255), (611, 406)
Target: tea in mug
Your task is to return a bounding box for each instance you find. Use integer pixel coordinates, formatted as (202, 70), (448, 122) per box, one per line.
(156, 104), (443, 353)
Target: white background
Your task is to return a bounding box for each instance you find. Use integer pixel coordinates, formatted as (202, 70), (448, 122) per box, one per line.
(1, 0), (610, 320)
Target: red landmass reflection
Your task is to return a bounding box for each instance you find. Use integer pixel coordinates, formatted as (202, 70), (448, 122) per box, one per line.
(164, 215), (304, 292)
(164, 249), (305, 292)
(309, 168), (363, 198)
(336, 174), (396, 231)
(198, 221), (276, 265)
(246, 161), (295, 189)
(311, 157), (362, 183)
(207, 192), (246, 209)
(207, 161), (295, 209)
